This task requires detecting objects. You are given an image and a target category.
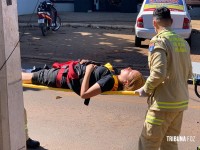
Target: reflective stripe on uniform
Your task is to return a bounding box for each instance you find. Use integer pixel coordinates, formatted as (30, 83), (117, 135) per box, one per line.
(145, 115), (164, 125)
(153, 100), (189, 109)
(160, 31), (187, 53)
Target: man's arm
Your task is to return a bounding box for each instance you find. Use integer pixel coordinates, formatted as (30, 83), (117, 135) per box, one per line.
(80, 64), (101, 99)
(143, 48), (167, 94)
(79, 59), (102, 66)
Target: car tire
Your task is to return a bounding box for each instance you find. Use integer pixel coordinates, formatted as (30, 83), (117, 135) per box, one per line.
(186, 35), (192, 47)
(135, 36), (141, 47)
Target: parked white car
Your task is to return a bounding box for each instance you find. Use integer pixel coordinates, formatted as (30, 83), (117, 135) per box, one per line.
(135, 0), (192, 47)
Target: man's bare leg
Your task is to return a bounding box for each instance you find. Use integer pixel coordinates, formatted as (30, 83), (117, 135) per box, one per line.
(22, 72), (33, 84)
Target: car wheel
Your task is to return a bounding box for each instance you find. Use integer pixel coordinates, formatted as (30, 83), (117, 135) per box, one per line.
(186, 35), (192, 47)
(135, 36), (141, 47)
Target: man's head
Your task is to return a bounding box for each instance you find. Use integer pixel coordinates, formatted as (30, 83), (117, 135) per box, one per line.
(119, 67), (145, 91)
(153, 7), (173, 33)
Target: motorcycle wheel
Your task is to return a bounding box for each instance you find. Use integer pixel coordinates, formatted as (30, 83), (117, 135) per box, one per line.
(52, 16), (61, 31)
(41, 24), (48, 36)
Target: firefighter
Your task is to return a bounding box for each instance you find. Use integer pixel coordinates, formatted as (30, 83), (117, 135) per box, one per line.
(135, 7), (193, 150)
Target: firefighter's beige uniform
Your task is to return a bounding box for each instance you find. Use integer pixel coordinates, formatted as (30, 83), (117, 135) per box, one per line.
(139, 28), (192, 150)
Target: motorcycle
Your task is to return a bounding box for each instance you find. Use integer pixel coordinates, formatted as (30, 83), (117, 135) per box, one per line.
(37, 1), (61, 36)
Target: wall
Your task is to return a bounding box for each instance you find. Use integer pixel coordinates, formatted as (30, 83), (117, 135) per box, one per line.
(55, 3), (74, 12)
(17, 0), (74, 15)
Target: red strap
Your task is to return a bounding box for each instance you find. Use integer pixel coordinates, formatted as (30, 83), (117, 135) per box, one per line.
(56, 68), (65, 88)
(66, 61), (79, 83)
(55, 60), (79, 87)
(52, 61), (72, 68)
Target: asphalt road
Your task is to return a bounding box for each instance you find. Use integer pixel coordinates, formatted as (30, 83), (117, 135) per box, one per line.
(20, 25), (200, 76)
(20, 25), (200, 149)
(20, 26), (150, 76)
(22, 60), (200, 150)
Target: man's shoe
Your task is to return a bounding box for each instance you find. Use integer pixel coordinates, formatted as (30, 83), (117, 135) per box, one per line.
(26, 138), (40, 149)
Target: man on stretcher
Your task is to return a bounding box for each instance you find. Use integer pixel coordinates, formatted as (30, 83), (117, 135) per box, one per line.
(22, 59), (145, 99)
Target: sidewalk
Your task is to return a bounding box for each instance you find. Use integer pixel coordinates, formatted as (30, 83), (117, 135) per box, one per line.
(18, 12), (137, 29)
(18, 8), (200, 29)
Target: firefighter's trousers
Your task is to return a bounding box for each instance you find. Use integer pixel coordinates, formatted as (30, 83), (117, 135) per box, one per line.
(138, 109), (184, 150)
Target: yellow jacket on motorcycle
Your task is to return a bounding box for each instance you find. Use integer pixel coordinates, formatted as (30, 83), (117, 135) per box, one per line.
(144, 28), (193, 111)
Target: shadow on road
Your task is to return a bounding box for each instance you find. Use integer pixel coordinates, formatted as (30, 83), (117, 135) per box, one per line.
(28, 146), (48, 150)
(23, 87), (41, 92)
(19, 26), (149, 75)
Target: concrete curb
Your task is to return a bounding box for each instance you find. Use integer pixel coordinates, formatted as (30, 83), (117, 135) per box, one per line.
(18, 22), (134, 29)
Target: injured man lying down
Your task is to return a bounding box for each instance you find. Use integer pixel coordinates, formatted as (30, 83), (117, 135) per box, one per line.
(22, 59), (145, 100)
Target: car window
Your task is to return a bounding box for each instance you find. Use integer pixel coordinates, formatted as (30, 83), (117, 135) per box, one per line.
(144, 0), (185, 12)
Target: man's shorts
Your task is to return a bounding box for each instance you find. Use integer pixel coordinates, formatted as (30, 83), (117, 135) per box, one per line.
(32, 68), (59, 87)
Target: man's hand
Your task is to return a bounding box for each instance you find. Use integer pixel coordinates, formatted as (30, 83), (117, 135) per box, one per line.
(86, 64), (96, 73)
(135, 87), (149, 97)
(79, 59), (89, 64)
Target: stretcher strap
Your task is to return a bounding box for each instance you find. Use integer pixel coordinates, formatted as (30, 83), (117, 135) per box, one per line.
(22, 83), (138, 96)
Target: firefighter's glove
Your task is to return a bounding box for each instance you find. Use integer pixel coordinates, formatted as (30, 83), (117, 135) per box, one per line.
(135, 87), (148, 97)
